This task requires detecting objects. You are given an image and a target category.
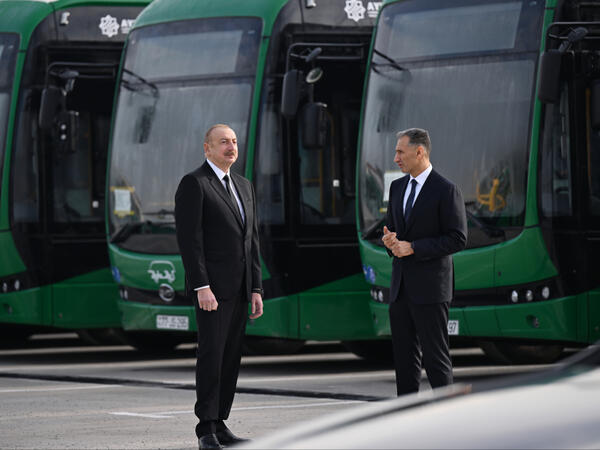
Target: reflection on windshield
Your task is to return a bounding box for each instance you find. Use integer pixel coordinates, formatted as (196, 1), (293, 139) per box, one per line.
(108, 18), (260, 252)
(358, 0), (543, 249)
(109, 82), (253, 239)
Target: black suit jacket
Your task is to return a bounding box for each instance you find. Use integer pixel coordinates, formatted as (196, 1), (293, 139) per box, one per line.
(174, 161), (262, 301)
(386, 169), (467, 304)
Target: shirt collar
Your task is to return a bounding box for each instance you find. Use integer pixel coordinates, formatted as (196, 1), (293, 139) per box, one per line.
(206, 158), (230, 181)
(410, 164), (432, 186)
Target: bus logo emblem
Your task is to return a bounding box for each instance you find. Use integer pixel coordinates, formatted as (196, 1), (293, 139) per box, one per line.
(344, 0), (366, 22)
(148, 261), (176, 284)
(99, 15), (120, 38)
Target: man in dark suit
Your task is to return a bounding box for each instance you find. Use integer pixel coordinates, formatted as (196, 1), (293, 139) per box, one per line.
(382, 128), (467, 396)
(175, 124), (263, 449)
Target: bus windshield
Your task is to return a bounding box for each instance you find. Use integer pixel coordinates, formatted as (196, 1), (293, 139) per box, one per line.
(108, 18), (261, 252)
(358, 0), (543, 248)
(0, 33), (18, 198)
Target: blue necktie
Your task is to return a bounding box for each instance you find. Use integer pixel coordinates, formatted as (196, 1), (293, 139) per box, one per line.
(404, 179), (417, 220)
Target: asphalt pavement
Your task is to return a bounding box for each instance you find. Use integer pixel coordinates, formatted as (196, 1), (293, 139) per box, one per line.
(0, 334), (560, 449)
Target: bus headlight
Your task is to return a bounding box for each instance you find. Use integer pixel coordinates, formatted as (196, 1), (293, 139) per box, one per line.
(525, 290), (534, 302)
(510, 290), (519, 303)
(541, 286), (550, 299)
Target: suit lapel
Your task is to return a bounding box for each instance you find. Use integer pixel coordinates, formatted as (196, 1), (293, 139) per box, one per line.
(396, 176), (409, 230)
(204, 163), (244, 229)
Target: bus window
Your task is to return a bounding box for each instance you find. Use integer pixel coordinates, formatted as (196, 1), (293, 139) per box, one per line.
(0, 34), (18, 209)
(540, 86), (573, 218)
(255, 78), (285, 226)
(588, 88), (600, 217)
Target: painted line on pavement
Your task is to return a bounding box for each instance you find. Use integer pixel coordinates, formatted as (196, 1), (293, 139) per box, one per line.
(110, 400), (364, 419)
(0, 384), (121, 394)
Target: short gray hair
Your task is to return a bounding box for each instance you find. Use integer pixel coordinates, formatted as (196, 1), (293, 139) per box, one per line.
(396, 128), (431, 155)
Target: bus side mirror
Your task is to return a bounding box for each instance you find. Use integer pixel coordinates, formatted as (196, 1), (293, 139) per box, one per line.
(39, 86), (63, 130)
(538, 50), (562, 104)
(281, 69), (302, 118)
(301, 102), (328, 149)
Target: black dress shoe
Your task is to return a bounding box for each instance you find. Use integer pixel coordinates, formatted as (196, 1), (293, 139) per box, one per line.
(198, 433), (222, 449)
(215, 428), (250, 446)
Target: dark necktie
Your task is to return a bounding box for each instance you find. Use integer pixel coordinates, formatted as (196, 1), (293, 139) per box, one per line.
(223, 174), (243, 223)
(404, 179), (417, 220)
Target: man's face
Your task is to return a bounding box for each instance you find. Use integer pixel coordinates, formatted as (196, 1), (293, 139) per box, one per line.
(204, 126), (238, 171)
(394, 136), (420, 175)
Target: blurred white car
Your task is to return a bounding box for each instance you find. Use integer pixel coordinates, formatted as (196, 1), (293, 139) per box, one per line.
(242, 345), (600, 449)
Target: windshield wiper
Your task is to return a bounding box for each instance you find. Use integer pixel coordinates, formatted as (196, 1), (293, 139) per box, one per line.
(464, 203), (505, 239)
(121, 68), (159, 98)
(111, 220), (175, 244)
(372, 49), (409, 72)
(361, 216), (387, 241)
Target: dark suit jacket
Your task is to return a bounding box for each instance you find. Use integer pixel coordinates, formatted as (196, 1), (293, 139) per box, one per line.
(174, 161), (262, 301)
(386, 169), (467, 304)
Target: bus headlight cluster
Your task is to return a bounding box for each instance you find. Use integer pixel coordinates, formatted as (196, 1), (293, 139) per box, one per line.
(370, 288), (385, 303)
(509, 284), (551, 304)
(119, 287), (129, 300)
(1, 278), (22, 294)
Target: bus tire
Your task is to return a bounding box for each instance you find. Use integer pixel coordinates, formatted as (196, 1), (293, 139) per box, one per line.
(343, 339), (393, 362)
(243, 337), (305, 355)
(479, 341), (564, 365)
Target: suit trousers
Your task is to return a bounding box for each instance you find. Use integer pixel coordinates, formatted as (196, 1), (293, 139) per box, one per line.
(194, 290), (247, 437)
(389, 290), (452, 396)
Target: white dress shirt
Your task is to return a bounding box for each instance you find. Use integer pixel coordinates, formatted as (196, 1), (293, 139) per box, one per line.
(403, 164), (432, 213)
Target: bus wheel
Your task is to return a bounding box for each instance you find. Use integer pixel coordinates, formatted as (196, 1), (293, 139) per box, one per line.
(343, 340), (393, 362)
(243, 337), (305, 355)
(479, 341), (564, 365)
(76, 328), (125, 346)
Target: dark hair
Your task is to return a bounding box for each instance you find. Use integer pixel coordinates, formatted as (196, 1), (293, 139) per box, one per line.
(204, 124), (233, 144)
(396, 128), (431, 154)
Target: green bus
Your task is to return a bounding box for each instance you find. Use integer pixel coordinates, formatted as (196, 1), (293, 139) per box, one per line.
(0, 0), (149, 344)
(106, 0), (384, 352)
(357, 0), (600, 363)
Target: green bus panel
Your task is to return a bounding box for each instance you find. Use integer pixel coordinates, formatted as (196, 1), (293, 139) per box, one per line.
(298, 290), (375, 341)
(493, 228), (557, 286)
(246, 295), (299, 338)
(369, 296), (582, 343)
(119, 300), (197, 332)
(109, 244), (185, 291)
(0, 287), (46, 325)
(589, 289), (600, 343)
(52, 269), (120, 328)
(0, 231), (25, 276)
(494, 296), (579, 341)
(369, 302), (390, 337)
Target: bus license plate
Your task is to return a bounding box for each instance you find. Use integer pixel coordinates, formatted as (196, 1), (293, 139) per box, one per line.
(448, 320), (459, 336)
(156, 315), (189, 331)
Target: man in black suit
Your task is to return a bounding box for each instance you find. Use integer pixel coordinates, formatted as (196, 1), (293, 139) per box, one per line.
(175, 124), (263, 449)
(382, 128), (467, 396)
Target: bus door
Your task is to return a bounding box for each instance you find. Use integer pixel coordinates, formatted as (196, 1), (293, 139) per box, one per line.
(37, 49), (121, 326)
(280, 35), (371, 336)
(539, 19), (600, 343)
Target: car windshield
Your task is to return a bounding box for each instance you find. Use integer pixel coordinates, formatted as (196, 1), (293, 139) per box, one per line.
(108, 18), (261, 253)
(358, 0), (543, 247)
(0, 33), (19, 201)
